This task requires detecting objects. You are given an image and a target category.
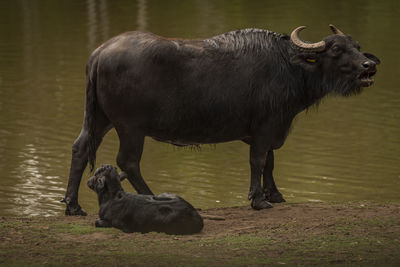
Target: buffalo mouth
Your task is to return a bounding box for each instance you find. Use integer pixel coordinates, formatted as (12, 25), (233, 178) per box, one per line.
(87, 177), (95, 190)
(358, 70), (376, 87)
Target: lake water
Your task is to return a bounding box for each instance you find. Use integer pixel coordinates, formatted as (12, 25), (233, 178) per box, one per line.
(0, 0), (399, 217)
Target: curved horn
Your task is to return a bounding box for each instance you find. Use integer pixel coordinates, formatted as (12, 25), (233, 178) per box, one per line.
(329, 24), (345, 35)
(290, 26), (326, 52)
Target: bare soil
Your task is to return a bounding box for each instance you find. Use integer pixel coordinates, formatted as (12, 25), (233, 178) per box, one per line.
(1, 202), (399, 266)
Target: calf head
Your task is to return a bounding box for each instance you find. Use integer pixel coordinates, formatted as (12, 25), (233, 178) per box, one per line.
(87, 165), (122, 196)
(290, 24), (380, 96)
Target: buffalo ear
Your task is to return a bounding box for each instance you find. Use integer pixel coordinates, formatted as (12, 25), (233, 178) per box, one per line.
(363, 52), (381, 65)
(97, 176), (106, 190)
(290, 53), (319, 71)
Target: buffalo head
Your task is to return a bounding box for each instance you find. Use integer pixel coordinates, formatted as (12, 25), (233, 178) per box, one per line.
(87, 165), (122, 194)
(290, 24), (380, 96)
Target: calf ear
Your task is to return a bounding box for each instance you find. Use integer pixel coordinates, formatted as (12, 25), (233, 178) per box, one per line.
(97, 176), (106, 190)
(87, 176), (95, 190)
(119, 171), (128, 182)
(290, 53), (320, 71)
(363, 52), (381, 65)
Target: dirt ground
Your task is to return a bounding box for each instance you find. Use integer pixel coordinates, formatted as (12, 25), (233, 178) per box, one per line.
(1, 202), (400, 266)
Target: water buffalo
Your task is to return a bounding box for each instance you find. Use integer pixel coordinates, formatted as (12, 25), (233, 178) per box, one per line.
(62, 24), (380, 215)
(87, 165), (203, 234)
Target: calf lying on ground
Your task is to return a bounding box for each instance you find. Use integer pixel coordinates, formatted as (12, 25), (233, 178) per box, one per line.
(87, 165), (203, 234)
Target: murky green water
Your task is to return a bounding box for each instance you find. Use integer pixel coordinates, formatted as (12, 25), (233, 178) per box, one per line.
(0, 0), (399, 217)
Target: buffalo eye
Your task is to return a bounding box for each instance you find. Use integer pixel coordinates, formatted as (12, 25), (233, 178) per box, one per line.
(331, 45), (342, 56)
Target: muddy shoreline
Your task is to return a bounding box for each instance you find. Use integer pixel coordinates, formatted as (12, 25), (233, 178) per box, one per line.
(1, 202), (400, 266)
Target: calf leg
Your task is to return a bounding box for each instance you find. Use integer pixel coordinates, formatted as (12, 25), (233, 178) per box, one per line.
(248, 144), (273, 210)
(263, 150), (285, 203)
(116, 133), (153, 195)
(95, 218), (112, 228)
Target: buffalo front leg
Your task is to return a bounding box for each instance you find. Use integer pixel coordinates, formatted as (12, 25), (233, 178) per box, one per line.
(263, 150), (285, 203)
(116, 133), (153, 195)
(248, 144), (273, 210)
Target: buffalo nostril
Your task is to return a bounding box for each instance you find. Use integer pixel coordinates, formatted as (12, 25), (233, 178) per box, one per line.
(362, 61), (375, 69)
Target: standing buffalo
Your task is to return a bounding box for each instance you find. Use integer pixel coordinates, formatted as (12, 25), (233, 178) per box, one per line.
(62, 25), (379, 215)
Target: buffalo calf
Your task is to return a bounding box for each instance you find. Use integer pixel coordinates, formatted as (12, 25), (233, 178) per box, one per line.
(87, 165), (203, 234)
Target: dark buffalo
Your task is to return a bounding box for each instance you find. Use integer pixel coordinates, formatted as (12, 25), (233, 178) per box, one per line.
(87, 165), (203, 234)
(62, 24), (380, 215)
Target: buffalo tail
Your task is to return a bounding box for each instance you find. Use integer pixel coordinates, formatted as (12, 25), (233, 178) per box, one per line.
(85, 57), (99, 172)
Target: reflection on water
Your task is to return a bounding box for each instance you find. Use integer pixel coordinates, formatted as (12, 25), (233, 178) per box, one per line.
(0, 0), (399, 216)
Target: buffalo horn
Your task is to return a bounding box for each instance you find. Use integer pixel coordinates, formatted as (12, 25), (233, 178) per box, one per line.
(290, 26), (326, 52)
(329, 24), (345, 35)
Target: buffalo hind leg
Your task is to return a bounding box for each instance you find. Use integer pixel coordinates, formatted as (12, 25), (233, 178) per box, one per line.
(248, 143), (273, 210)
(116, 133), (153, 195)
(62, 112), (111, 216)
(62, 129), (90, 216)
(263, 150), (285, 203)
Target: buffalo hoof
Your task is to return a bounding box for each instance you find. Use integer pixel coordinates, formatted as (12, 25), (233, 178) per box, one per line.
(267, 192), (286, 203)
(65, 204), (87, 216)
(61, 197), (87, 216)
(251, 197), (273, 210)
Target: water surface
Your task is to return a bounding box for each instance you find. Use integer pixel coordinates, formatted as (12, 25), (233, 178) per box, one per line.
(0, 0), (399, 216)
